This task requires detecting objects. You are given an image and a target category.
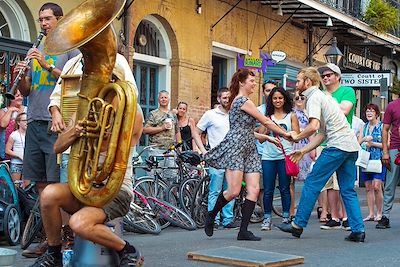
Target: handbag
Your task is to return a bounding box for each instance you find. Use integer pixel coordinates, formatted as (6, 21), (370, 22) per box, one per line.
(355, 149), (370, 169)
(362, 159), (382, 173)
(276, 135), (300, 177)
(395, 150), (400, 166)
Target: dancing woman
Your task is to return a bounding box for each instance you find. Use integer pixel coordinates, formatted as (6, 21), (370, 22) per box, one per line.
(203, 68), (290, 241)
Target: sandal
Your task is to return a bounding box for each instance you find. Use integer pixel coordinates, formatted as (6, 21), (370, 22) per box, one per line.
(363, 216), (374, 222)
(319, 217), (328, 223)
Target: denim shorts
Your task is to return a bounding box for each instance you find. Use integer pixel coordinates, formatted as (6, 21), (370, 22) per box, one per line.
(10, 163), (23, 174)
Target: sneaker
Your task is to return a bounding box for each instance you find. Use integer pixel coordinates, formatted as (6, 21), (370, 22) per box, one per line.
(237, 230), (262, 241)
(119, 246), (144, 267)
(320, 219), (341, 230)
(376, 215), (390, 229)
(341, 219), (351, 231)
(261, 218), (272, 231)
(344, 232), (365, 243)
(28, 251), (62, 267)
(282, 217), (290, 224)
(22, 239), (49, 258)
(224, 220), (240, 229)
(276, 222), (303, 238)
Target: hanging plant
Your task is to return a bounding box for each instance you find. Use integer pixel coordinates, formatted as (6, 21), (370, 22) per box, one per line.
(392, 76), (400, 96)
(364, 0), (400, 33)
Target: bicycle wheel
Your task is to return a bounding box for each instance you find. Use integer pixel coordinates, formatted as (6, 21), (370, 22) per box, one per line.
(133, 176), (168, 201)
(165, 183), (180, 207)
(178, 176), (200, 215)
(250, 202), (264, 223)
(20, 199), (43, 249)
(190, 175), (209, 228)
(123, 202), (161, 235)
(147, 198), (196, 231)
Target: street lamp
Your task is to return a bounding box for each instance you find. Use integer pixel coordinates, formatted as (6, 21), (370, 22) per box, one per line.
(324, 37), (343, 65)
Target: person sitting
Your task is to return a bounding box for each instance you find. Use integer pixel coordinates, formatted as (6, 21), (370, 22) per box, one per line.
(29, 93), (144, 267)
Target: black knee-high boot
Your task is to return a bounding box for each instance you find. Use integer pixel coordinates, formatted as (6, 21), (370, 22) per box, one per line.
(205, 192), (229, 237)
(237, 199), (261, 241)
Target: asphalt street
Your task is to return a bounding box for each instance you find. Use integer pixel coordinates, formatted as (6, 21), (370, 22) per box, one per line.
(4, 186), (400, 267)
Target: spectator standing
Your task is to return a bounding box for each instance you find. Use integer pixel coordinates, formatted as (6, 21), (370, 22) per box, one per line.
(377, 91), (400, 229)
(5, 113), (27, 186)
(192, 87), (238, 229)
(260, 87), (299, 231)
(13, 2), (80, 258)
(255, 80), (277, 214)
(203, 69), (290, 241)
(358, 103), (385, 222)
(0, 90), (26, 160)
(277, 67), (365, 243)
(176, 101), (196, 151)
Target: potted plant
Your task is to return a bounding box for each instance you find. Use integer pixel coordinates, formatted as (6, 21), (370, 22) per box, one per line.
(364, 0), (400, 33)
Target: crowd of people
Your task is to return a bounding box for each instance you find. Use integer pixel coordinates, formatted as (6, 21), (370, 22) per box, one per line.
(1, 2), (400, 267)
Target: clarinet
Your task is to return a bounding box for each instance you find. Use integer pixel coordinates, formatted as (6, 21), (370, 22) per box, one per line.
(5, 30), (47, 99)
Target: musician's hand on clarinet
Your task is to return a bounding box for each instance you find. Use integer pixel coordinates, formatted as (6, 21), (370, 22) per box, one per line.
(27, 48), (49, 70)
(13, 61), (29, 76)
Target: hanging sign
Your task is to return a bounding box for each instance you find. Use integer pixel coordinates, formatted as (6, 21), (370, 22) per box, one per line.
(237, 52), (275, 72)
(271, 51), (286, 63)
(341, 72), (391, 87)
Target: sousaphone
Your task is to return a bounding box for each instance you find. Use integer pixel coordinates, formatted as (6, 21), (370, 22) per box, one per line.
(45, 0), (137, 207)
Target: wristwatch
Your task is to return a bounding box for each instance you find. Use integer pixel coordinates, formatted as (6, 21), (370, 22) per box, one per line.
(47, 64), (55, 73)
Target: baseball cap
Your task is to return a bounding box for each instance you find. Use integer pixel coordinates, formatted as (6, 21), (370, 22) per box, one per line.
(318, 63), (341, 76)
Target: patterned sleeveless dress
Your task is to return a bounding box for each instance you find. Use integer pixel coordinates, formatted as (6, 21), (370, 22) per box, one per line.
(204, 96), (262, 173)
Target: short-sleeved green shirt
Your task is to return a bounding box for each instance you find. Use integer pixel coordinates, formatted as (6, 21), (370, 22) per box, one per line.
(331, 86), (356, 125)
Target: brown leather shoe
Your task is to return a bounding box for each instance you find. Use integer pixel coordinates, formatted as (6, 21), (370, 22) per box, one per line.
(21, 239), (48, 258)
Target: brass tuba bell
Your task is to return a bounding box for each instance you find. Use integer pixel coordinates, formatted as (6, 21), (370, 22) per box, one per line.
(44, 0), (137, 207)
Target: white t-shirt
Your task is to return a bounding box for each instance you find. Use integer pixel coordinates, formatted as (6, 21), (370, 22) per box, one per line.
(303, 86), (360, 152)
(196, 106), (229, 149)
(9, 130), (25, 164)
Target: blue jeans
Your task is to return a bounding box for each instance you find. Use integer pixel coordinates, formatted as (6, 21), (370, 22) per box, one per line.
(208, 167), (235, 225)
(262, 159), (291, 219)
(60, 153), (70, 184)
(383, 149), (400, 218)
(294, 147), (364, 233)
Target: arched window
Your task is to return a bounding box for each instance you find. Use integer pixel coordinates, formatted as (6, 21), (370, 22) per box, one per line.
(133, 16), (172, 146)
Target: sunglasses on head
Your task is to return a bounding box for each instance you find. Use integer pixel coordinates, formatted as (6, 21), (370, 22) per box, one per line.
(265, 79), (277, 85)
(295, 96), (305, 101)
(321, 72), (335, 79)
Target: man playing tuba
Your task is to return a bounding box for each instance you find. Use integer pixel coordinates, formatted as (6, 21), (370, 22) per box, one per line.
(29, 53), (144, 267)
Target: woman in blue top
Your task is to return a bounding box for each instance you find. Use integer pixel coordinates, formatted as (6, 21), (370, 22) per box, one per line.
(359, 103), (386, 222)
(260, 87), (299, 230)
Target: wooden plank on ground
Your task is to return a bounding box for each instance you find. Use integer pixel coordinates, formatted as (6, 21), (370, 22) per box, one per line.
(187, 246), (304, 267)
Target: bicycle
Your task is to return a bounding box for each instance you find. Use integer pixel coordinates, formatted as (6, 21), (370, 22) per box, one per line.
(124, 188), (196, 231)
(20, 190), (44, 250)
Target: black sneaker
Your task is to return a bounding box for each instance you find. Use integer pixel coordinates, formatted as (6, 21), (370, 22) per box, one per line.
(276, 222), (303, 238)
(224, 220), (240, 229)
(119, 246), (144, 267)
(345, 232), (365, 243)
(29, 251), (62, 267)
(341, 219), (351, 231)
(237, 230), (262, 241)
(376, 215), (390, 229)
(320, 219), (341, 230)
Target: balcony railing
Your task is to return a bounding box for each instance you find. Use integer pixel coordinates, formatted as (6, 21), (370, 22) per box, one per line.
(318, 0), (400, 37)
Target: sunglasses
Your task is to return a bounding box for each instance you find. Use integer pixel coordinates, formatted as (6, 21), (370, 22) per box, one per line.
(295, 96), (305, 101)
(321, 72), (335, 79)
